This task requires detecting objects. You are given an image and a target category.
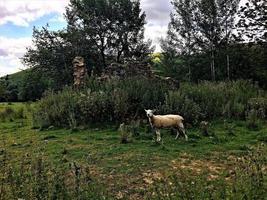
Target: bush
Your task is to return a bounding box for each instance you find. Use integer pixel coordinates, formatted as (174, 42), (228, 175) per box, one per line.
(32, 79), (266, 128)
(179, 80), (260, 119)
(160, 91), (201, 124)
(78, 90), (113, 123)
(32, 88), (79, 128)
(247, 97), (267, 119)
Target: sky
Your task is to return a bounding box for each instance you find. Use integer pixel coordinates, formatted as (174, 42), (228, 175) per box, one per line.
(0, 0), (172, 77)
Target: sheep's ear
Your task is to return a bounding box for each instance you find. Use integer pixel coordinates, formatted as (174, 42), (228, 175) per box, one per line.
(153, 109), (156, 113)
(144, 109), (147, 112)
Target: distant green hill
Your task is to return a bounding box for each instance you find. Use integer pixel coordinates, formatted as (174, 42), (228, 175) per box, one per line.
(0, 69), (29, 87)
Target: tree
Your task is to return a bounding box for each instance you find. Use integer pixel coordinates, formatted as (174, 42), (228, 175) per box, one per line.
(193, 0), (239, 81)
(161, 0), (196, 81)
(18, 70), (49, 101)
(162, 0), (239, 81)
(66, 0), (153, 67)
(23, 0), (152, 91)
(0, 79), (7, 101)
(236, 0), (267, 43)
(23, 26), (76, 90)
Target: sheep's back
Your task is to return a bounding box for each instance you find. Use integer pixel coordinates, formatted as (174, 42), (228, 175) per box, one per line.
(153, 115), (183, 128)
(163, 114), (184, 121)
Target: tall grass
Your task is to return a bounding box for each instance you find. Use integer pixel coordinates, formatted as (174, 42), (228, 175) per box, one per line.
(32, 79), (266, 128)
(159, 80), (266, 123)
(0, 149), (109, 200)
(0, 106), (25, 122)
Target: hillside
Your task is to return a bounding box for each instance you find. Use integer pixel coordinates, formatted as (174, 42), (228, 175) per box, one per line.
(0, 69), (28, 86)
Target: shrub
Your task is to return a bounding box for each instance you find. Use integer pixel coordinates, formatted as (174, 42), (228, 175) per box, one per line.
(160, 91), (201, 124)
(32, 79), (266, 128)
(78, 89), (113, 123)
(111, 89), (129, 121)
(247, 97), (267, 119)
(179, 80), (260, 119)
(246, 109), (260, 130)
(32, 88), (79, 128)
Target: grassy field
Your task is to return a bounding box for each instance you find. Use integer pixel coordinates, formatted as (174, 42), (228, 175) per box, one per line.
(0, 102), (266, 199)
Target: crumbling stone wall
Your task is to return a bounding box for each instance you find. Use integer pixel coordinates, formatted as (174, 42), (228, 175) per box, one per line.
(100, 62), (153, 80)
(98, 62), (179, 89)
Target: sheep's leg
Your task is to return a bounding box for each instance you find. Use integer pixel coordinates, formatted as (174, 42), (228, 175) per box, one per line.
(155, 129), (161, 142)
(179, 123), (188, 141)
(175, 128), (180, 140)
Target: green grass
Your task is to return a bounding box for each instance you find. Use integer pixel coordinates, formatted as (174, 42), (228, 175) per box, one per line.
(0, 103), (266, 199)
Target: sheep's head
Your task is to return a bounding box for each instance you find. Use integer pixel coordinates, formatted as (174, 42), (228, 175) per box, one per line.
(144, 109), (154, 118)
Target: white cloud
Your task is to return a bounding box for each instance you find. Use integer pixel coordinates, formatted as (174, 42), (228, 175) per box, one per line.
(140, 0), (172, 52)
(0, 36), (32, 76)
(144, 24), (169, 52)
(0, 0), (69, 27)
(49, 14), (66, 23)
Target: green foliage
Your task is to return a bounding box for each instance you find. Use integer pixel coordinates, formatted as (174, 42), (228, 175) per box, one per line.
(18, 69), (50, 101)
(246, 97), (267, 130)
(159, 80), (264, 123)
(32, 88), (79, 129)
(247, 97), (267, 119)
(23, 26), (75, 91)
(158, 0), (267, 86)
(32, 79), (266, 128)
(66, 0), (153, 66)
(118, 123), (133, 144)
(0, 76), (18, 102)
(21, 0), (153, 93)
(32, 77), (169, 128)
(236, 0), (267, 42)
(78, 90), (113, 123)
(160, 91), (201, 124)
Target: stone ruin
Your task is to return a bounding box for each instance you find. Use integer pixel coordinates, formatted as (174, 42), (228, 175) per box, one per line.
(73, 56), (88, 88)
(71, 57), (180, 89)
(98, 62), (180, 89)
(99, 62), (153, 80)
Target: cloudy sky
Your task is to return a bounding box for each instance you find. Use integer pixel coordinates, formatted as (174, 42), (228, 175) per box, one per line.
(0, 0), (172, 77)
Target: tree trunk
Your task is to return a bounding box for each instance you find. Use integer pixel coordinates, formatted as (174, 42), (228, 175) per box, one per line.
(226, 19), (230, 81)
(211, 48), (215, 81)
(188, 44), (191, 82)
(101, 48), (106, 68)
(117, 50), (123, 63)
(227, 54), (230, 80)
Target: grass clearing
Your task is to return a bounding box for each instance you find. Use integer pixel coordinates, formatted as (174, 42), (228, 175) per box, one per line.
(0, 103), (266, 199)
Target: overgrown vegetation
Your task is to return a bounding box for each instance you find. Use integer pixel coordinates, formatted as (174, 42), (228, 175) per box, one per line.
(32, 79), (266, 129)
(0, 147), (108, 200)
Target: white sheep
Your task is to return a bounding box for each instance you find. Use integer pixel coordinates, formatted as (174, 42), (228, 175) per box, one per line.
(145, 109), (188, 142)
